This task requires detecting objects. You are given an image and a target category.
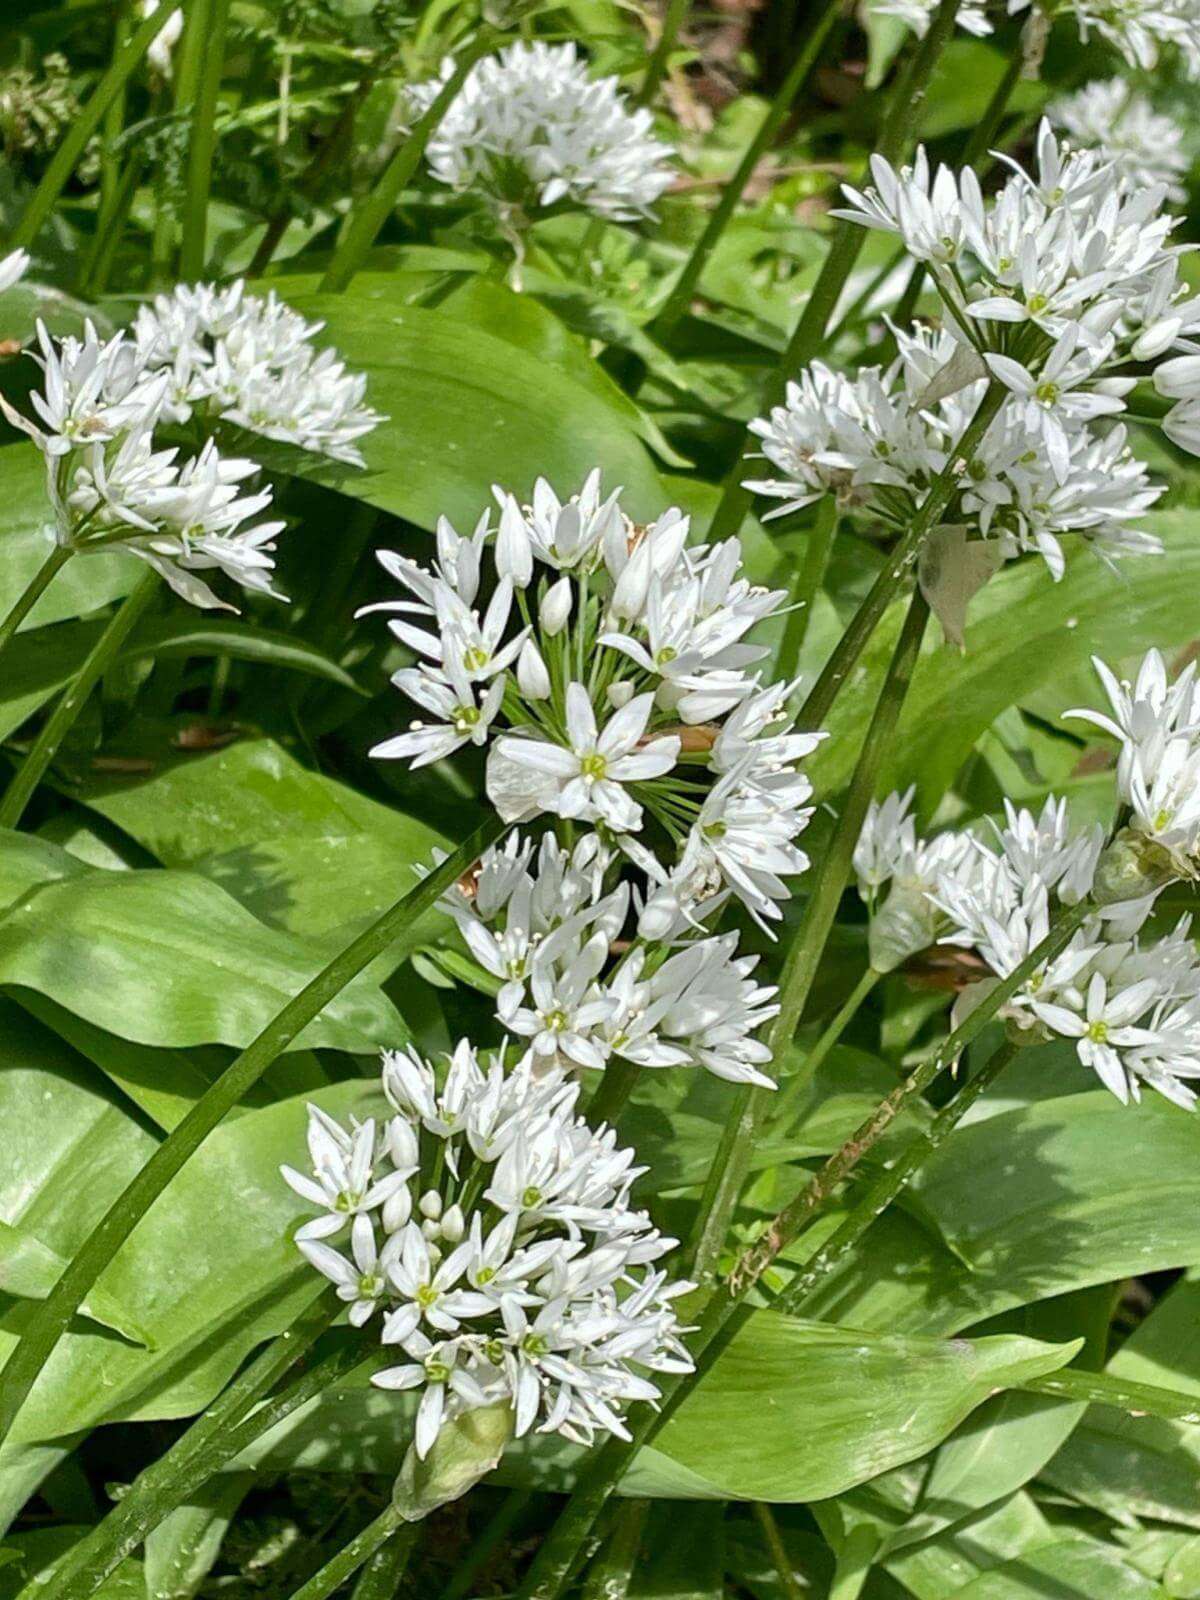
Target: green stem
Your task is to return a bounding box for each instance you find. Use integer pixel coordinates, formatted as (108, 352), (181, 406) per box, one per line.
(586, 1059), (640, 1128)
(0, 544), (73, 658)
(776, 497), (838, 684)
(887, 33), (1026, 332)
(772, 965), (880, 1126)
(705, 0), (966, 544)
(795, 381), (1006, 733)
(55, 1284), (344, 1600)
(98, 8), (131, 220)
(350, 1525), (421, 1600)
(8, 1), (181, 252)
(689, 588), (930, 1282)
(319, 33), (498, 293)
(439, 1490), (532, 1600)
(652, 0), (840, 339)
(0, 813), (509, 1450)
(0, 567), (162, 828)
(290, 1508), (412, 1600)
(774, 1037), (1020, 1314)
(1019, 1370), (1200, 1425)
(512, 902), (1091, 1600)
(81, 147), (145, 298)
(638, 0), (688, 107)
(179, 0), (231, 280)
(580, 1501), (647, 1600)
(753, 1503), (804, 1600)
(250, 72), (376, 278)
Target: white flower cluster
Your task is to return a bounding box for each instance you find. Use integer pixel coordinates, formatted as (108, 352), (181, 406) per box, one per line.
(1, 285), (378, 609)
(406, 43), (674, 221)
(365, 469), (823, 935)
(855, 651), (1200, 1109)
(747, 322), (1162, 580)
(446, 831), (780, 1087)
(1050, 80), (1189, 202)
(282, 1047), (693, 1458)
(749, 121), (1197, 585)
(873, 0), (1200, 75)
(132, 281), (382, 467)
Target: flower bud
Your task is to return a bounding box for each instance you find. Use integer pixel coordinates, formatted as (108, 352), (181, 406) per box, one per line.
(441, 1203), (465, 1242)
(517, 638), (551, 700)
(419, 1189), (443, 1221)
(607, 680), (635, 709)
(382, 1184), (413, 1233)
(540, 576), (572, 635)
(496, 497), (533, 587)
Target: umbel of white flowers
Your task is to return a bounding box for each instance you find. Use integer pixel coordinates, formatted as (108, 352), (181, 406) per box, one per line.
(748, 121), (1198, 580)
(853, 649), (1200, 1109)
(362, 470), (824, 936)
(404, 42), (674, 222)
(0, 282), (380, 609)
(440, 830), (781, 1088)
(281, 1046), (694, 1459)
(875, 0), (1200, 76)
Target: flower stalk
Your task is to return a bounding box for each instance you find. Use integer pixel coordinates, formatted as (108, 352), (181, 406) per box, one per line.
(0, 567), (162, 829)
(0, 544), (74, 658)
(690, 588), (931, 1281)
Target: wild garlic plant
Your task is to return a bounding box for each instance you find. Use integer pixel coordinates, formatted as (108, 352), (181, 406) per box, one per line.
(856, 649), (1200, 1109)
(747, 121), (1196, 583)
(0, 280), (379, 613)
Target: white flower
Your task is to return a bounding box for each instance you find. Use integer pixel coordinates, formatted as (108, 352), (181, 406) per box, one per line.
(984, 326), (1126, 484)
(491, 684), (680, 833)
(408, 42), (674, 221)
(140, 0), (184, 77)
(370, 662), (506, 767)
(869, 0), (991, 35)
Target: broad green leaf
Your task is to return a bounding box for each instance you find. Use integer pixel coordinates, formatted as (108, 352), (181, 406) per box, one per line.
(78, 737), (449, 940)
(241, 1311), (1078, 1501)
(273, 291), (667, 528)
(0, 864), (404, 1052)
(810, 512), (1200, 812)
(797, 1091), (1200, 1338)
(943, 1535), (1164, 1599)
(0, 828), (85, 911)
(629, 1504), (725, 1597)
(1044, 1273), (1200, 1531)
(0, 616), (104, 742)
(120, 615), (363, 692)
(0, 1081), (380, 1448)
(0, 1219), (148, 1346)
(916, 40), (1045, 138)
(0, 444), (138, 631)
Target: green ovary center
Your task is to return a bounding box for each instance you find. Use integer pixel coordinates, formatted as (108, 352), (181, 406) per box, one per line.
(523, 1333), (549, 1357)
(580, 751), (608, 781)
(1034, 381), (1059, 406)
(416, 1283), (440, 1310)
(1026, 292), (1049, 314)
(522, 1185), (543, 1208)
(1086, 1020), (1109, 1044)
(463, 645), (490, 672)
(425, 1358), (450, 1383)
(453, 703), (481, 732)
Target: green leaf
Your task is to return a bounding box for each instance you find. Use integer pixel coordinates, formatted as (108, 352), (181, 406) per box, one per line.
(120, 615), (363, 692)
(798, 1091), (1200, 1338)
(0, 863), (404, 1052)
(943, 1535), (1165, 1599)
(811, 511), (1200, 813)
(0, 1219), (149, 1347)
(242, 1311), (1078, 1502)
(0, 1526), (142, 1600)
(272, 291), (668, 529)
(78, 737), (449, 940)
(1044, 1273), (1200, 1531)
(0, 1080), (380, 1449)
